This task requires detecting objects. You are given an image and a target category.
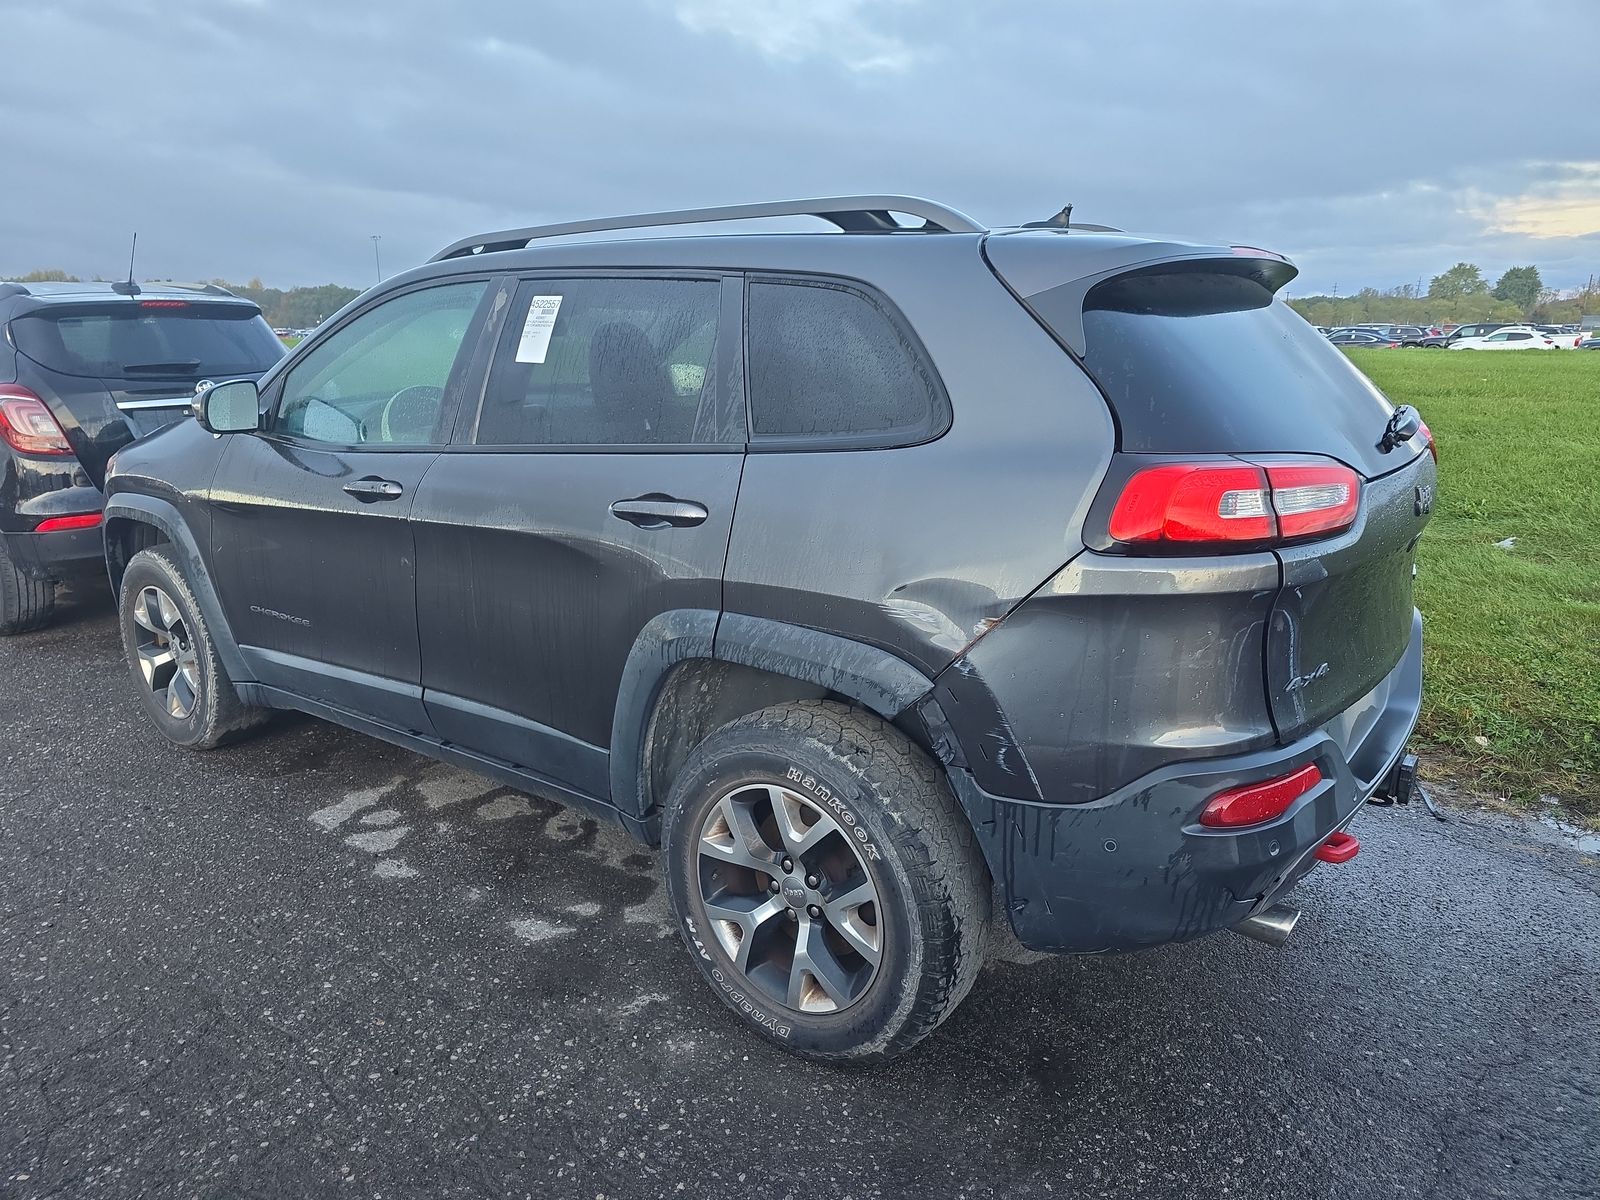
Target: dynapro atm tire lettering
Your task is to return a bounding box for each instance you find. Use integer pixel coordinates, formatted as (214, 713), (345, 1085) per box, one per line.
(687, 915), (792, 1035)
(710, 967), (793, 1039)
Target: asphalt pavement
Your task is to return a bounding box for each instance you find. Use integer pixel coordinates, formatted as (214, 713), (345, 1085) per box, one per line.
(3, 585), (1598, 1200)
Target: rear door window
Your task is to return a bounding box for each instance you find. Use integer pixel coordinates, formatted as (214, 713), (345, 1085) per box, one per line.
(745, 278), (948, 446)
(475, 277), (726, 447)
(11, 302), (284, 378)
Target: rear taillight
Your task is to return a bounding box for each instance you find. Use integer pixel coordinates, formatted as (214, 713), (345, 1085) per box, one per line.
(1417, 418), (1437, 462)
(1108, 460), (1361, 549)
(1198, 763), (1323, 828)
(1266, 463), (1359, 539)
(1108, 463), (1273, 544)
(0, 386), (73, 456)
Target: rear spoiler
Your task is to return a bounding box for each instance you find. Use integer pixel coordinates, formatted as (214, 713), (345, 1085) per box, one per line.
(983, 231), (1296, 357)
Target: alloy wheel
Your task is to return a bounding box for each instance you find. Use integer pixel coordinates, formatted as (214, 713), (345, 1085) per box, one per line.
(696, 781), (882, 1014)
(130, 585), (201, 720)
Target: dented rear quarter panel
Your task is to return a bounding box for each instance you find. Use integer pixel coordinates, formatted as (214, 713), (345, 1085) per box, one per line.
(722, 237), (1115, 680)
(954, 550), (1282, 804)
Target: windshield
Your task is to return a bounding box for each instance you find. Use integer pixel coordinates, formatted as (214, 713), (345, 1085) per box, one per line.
(11, 302), (285, 378)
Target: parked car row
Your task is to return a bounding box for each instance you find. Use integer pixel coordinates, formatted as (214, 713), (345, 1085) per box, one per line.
(3, 198), (1435, 1061)
(1322, 320), (1595, 350)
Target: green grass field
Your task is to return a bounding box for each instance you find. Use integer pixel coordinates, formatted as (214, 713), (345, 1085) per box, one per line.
(1347, 348), (1600, 820)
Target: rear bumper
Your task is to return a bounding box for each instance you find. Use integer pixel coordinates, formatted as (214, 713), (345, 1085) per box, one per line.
(949, 609), (1423, 954)
(0, 524), (106, 582)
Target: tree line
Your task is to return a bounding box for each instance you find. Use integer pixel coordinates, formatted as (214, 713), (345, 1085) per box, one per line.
(14, 261), (1595, 333)
(3, 269), (360, 330)
(1289, 263), (1597, 328)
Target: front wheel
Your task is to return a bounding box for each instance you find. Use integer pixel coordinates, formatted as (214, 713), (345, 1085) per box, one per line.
(662, 700), (990, 1063)
(118, 547), (266, 749)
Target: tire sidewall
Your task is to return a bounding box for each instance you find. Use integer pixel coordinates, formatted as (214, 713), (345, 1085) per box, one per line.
(663, 736), (928, 1061)
(118, 551), (221, 747)
(0, 536), (55, 635)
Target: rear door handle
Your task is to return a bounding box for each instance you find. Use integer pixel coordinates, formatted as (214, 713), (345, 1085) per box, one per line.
(609, 495), (708, 529)
(343, 477), (405, 502)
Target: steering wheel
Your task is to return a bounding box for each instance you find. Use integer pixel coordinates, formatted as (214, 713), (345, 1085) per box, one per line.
(379, 385), (444, 444)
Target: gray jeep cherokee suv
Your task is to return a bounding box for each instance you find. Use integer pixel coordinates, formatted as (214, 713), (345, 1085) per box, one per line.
(101, 196), (1434, 1061)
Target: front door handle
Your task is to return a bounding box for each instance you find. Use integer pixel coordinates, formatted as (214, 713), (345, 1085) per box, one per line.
(609, 494), (709, 529)
(343, 477), (405, 502)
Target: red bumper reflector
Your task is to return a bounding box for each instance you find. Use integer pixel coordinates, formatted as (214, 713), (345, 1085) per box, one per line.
(35, 512), (103, 533)
(1315, 831), (1360, 863)
(1199, 763), (1323, 828)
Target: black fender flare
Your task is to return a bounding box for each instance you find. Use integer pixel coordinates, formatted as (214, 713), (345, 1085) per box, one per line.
(607, 610), (937, 821)
(608, 609), (720, 820)
(714, 613), (933, 717)
(102, 494), (252, 685)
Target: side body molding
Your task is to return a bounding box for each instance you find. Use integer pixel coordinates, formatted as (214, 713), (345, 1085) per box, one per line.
(102, 494), (252, 685)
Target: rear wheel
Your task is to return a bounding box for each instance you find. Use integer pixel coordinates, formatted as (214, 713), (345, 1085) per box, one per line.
(662, 700), (990, 1062)
(118, 548), (266, 748)
(0, 539), (55, 636)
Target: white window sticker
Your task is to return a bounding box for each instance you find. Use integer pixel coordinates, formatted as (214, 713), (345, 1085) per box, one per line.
(514, 295), (563, 364)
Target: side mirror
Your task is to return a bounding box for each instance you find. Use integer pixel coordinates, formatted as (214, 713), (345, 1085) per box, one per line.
(193, 379), (260, 434)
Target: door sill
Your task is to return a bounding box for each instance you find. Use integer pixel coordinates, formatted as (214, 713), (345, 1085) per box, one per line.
(237, 682), (657, 843)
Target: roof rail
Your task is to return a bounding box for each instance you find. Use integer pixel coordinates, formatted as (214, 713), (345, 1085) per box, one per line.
(429, 195), (986, 262)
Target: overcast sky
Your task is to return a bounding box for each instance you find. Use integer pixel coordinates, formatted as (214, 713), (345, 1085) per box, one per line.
(3, 0), (1596, 296)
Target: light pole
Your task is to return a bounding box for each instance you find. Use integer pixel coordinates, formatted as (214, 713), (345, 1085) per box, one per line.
(370, 235), (382, 283)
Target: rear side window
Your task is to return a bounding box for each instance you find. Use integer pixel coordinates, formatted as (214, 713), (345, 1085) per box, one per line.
(11, 303), (284, 379)
(746, 279), (946, 445)
(476, 278), (722, 446)
(1055, 262), (1396, 477)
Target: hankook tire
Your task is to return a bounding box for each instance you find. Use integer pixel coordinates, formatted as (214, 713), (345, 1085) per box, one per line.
(662, 700), (990, 1063)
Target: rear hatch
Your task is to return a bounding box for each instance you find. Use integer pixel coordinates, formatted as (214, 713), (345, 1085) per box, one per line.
(8, 298), (284, 483)
(986, 233), (1435, 739)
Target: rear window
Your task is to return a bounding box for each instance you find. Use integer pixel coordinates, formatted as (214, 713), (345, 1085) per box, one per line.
(11, 303), (285, 378)
(746, 279), (947, 445)
(1048, 262), (1397, 476)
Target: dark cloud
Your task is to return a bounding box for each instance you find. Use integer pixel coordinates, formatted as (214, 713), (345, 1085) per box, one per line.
(2, 0), (1594, 292)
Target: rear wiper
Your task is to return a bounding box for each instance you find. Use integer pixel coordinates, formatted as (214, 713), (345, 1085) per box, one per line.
(122, 360), (202, 374)
(1378, 404), (1421, 453)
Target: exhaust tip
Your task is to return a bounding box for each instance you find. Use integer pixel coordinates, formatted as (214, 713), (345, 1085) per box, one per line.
(1231, 902), (1301, 947)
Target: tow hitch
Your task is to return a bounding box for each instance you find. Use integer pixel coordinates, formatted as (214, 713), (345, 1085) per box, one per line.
(1367, 751), (1445, 820)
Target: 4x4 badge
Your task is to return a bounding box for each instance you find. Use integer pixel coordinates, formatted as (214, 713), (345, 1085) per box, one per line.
(1414, 484), (1434, 516)
(1285, 662), (1331, 693)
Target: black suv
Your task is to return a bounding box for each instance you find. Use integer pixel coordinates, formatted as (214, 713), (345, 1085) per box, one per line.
(101, 197), (1435, 1061)
(0, 280), (283, 633)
